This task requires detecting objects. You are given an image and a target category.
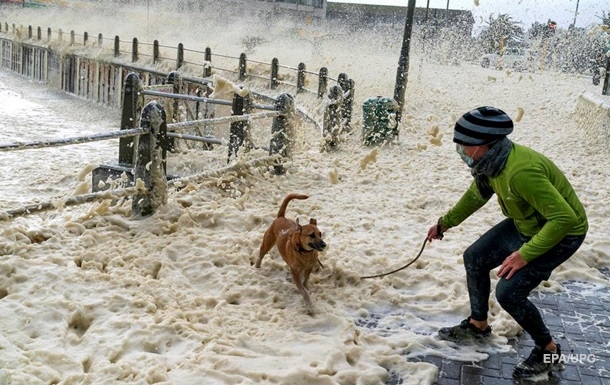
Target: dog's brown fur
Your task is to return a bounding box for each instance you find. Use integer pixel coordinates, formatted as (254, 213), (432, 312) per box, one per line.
(255, 193), (326, 314)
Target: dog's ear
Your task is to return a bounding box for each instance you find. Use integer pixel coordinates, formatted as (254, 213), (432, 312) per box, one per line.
(309, 218), (317, 225)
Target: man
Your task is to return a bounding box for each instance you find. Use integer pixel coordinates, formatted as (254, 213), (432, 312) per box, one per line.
(427, 106), (588, 379)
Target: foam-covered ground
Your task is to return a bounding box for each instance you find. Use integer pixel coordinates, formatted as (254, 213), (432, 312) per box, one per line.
(1, 2), (609, 384)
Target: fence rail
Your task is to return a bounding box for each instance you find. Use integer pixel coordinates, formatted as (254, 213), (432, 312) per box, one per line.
(0, 19), (361, 220)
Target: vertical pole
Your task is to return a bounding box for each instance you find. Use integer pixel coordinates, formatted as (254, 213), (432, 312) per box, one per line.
(167, 71), (181, 152)
(132, 101), (168, 217)
(338, 73), (354, 132)
(176, 43), (184, 69)
(269, 93), (295, 175)
(227, 87), (251, 162)
(204, 47), (212, 77)
(114, 36), (120, 57)
(98, 33), (103, 47)
(271, 57), (279, 89)
(153, 40), (159, 64)
(119, 73), (142, 166)
(317, 67), (328, 98)
(70, 30), (75, 46)
(239, 53), (247, 81)
(47, 27), (51, 41)
(603, 59), (610, 96)
(296, 62), (306, 94)
(37, 27), (41, 40)
(132, 38), (138, 62)
(393, 0), (416, 123)
(322, 85), (344, 151)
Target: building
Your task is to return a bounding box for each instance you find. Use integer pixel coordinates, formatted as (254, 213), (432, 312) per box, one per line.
(327, 2), (475, 36)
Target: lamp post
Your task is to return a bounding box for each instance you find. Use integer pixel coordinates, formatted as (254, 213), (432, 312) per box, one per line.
(572, 0), (580, 27)
(393, 0), (416, 123)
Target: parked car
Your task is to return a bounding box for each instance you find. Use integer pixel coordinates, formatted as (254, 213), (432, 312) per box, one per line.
(480, 48), (538, 71)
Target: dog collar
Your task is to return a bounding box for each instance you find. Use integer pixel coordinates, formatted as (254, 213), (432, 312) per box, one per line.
(295, 243), (314, 254)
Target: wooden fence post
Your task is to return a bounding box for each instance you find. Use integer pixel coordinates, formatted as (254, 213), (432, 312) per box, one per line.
(153, 40), (159, 64)
(114, 35), (120, 57)
(227, 86), (251, 162)
(297, 62), (306, 94)
(317, 67), (328, 99)
(271, 57), (279, 89)
(176, 43), (184, 69)
(132, 101), (168, 217)
(322, 85), (344, 151)
(269, 93), (295, 175)
(239, 52), (247, 80)
(166, 71), (182, 152)
(338, 73), (354, 132)
(204, 47), (212, 77)
(132, 38), (138, 62)
(119, 72), (143, 166)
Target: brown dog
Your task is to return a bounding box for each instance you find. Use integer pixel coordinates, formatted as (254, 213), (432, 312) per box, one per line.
(255, 193), (326, 314)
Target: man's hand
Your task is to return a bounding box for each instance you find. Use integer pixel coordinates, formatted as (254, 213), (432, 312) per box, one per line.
(497, 251), (528, 280)
(427, 219), (447, 242)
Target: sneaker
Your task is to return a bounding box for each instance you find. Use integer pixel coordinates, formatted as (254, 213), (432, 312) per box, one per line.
(512, 344), (561, 380)
(437, 317), (492, 343)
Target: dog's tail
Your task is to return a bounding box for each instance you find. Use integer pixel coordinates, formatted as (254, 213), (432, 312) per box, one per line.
(277, 193), (309, 218)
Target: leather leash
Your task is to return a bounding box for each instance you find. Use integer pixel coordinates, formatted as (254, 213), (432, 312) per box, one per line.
(360, 237), (428, 279)
(360, 220), (444, 279)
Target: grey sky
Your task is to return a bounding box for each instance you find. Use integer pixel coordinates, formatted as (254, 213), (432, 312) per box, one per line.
(328, 0), (609, 31)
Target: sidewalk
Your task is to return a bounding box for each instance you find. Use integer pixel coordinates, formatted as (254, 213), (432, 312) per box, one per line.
(413, 267), (610, 385)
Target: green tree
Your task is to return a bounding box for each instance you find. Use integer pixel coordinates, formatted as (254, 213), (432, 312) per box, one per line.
(599, 10), (610, 26)
(528, 21), (547, 39)
(478, 14), (524, 54)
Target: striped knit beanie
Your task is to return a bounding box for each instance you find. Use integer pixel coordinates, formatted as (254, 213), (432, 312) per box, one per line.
(453, 106), (514, 146)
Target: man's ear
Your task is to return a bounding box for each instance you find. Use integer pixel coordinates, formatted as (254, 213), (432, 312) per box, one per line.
(309, 218), (317, 225)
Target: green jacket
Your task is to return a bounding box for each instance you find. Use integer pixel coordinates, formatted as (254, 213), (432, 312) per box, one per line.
(440, 143), (588, 262)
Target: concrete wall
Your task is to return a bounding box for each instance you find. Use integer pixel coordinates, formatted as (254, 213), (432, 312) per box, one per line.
(575, 92), (610, 144)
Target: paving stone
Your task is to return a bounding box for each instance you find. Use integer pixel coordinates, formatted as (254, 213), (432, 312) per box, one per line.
(437, 378), (460, 385)
(558, 364), (582, 381)
(460, 365), (481, 385)
(440, 359), (462, 379)
(434, 275), (610, 385)
(480, 376), (514, 384)
(579, 375), (603, 385)
(480, 355), (500, 370)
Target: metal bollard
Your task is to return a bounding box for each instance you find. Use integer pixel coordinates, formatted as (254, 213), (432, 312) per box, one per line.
(322, 85), (344, 151)
(132, 101), (168, 217)
(227, 87), (252, 162)
(269, 93), (295, 174)
(119, 73), (143, 166)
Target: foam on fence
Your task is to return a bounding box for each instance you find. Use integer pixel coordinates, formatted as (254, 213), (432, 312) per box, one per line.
(0, 185), (146, 221)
